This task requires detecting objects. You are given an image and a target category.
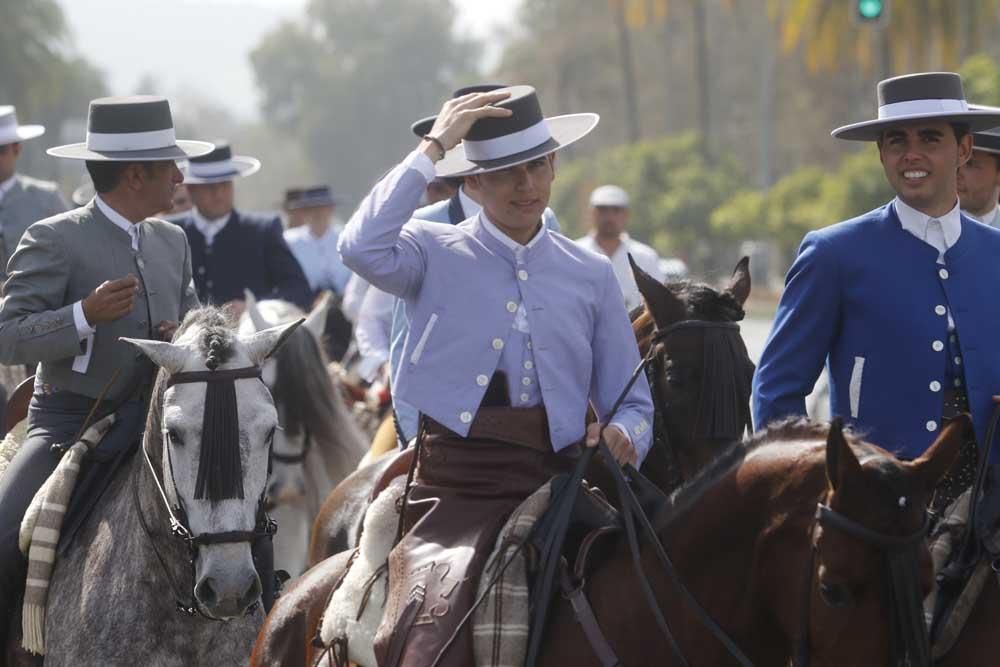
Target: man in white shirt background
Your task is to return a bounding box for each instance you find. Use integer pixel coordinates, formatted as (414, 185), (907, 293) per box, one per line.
(958, 125), (1000, 227)
(575, 184), (664, 311)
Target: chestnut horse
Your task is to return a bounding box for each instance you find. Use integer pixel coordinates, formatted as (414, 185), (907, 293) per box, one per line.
(252, 417), (964, 666)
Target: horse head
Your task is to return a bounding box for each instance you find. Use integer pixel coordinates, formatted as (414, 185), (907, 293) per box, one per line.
(804, 416), (967, 666)
(122, 307), (300, 620)
(630, 255), (753, 482)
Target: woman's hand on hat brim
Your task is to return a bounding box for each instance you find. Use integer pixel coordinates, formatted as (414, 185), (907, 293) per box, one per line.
(421, 91), (513, 160)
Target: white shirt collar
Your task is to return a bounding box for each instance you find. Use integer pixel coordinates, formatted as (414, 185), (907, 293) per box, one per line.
(94, 195), (140, 250)
(0, 174), (17, 202)
(964, 204), (1000, 228)
(479, 210), (546, 255)
(192, 207), (232, 245)
(583, 231), (630, 258)
(458, 186), (482, 219)
(893, 197), (961, 257)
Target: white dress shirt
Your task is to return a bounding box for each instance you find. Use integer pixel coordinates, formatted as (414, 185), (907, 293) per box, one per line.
(894, 197), (960, 329)
(575, 232), (664, 311)
(355, 286), (395, 382)
(964, 204), (999, 228)
(283, 222), (353, 295)
(192, 207), (231, 246)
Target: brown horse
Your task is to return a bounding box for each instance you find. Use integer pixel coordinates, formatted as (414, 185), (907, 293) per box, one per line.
(252, 418), (964, 666)
(536, 417), (963, 666)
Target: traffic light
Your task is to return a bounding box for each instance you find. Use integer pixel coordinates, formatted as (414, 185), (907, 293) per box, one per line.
(854, 0), (889, 26)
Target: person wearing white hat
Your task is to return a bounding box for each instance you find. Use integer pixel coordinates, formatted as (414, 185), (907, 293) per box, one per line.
(0, 95), (215, 645)
(754, 72), (1000, 517)
(575, 184), (664, 311)
(958, 122), (1000, 228)
(0, 105), (68, 277)
(171, 142), (312, 316)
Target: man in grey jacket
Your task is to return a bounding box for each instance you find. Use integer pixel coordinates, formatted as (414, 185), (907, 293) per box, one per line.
(0, 105), (68, 278)
(0, 96), (211, 643)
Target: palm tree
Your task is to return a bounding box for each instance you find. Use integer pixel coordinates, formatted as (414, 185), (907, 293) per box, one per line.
(770, 0), (1000, 75)
(610, 0), (642, 142)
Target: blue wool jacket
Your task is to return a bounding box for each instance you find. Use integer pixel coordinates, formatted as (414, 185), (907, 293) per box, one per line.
(753, 202), (1000, 459)
(172, 210), (312, 310)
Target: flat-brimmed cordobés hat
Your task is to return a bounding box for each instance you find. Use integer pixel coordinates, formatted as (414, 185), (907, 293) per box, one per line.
(967, 105), (1000, 155)
(411, 84), (509, 138)
(0, 106), (44, 145)
(832, 72), (1000, 142)
(284, 185), (338, 210)
(434, 85), (599, 178)
(47, 96), (213, 161)
(182, 141), (261, 184)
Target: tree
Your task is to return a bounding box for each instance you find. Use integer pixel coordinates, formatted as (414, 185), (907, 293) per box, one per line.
(251, 0), (478, 204)
(0, 0), (106, 179)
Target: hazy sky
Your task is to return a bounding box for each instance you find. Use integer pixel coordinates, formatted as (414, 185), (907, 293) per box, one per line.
(59, 0), (523, 121)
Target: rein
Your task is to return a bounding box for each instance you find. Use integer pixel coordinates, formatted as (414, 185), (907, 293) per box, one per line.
(524, 318), (755, 667)
(133, 364), (277, 618)
(794, 502), (931, 667)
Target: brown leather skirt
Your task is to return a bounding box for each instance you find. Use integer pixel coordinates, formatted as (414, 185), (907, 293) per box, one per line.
(374, 406), (576, 667)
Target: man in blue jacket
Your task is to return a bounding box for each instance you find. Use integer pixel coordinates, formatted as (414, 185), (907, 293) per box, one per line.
(171, 142), (312, 314)
(753, 72), (1000, 511)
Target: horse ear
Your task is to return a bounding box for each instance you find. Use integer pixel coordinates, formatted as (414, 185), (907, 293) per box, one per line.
(826, 418), (860, 491)
(725, 256), (751, 306)
(908, 414), (968, 492)
(244, 289), (268, 333)
(120, 338), (190, 375)
(304, 291), (331, 339)
(628, 253), (685, 329)
(242, 318), (304, 365)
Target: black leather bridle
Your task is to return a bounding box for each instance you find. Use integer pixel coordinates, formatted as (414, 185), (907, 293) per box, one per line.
(133, 365), (277, 617)
(794, 501), (932, 667)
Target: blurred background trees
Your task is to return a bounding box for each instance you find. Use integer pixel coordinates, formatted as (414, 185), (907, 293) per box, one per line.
(12, 0), (1000, 280)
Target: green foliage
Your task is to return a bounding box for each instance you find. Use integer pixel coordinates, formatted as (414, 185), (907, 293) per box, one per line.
(960, 54), (1000, 106)
(0, 0), (106, 178)
(251, 0), (479, 204)
(550, 133), (744, 266)
(711, 147), (892, 253)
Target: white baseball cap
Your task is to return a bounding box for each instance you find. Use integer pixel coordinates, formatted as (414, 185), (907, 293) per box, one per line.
(589, 184), (630, 208)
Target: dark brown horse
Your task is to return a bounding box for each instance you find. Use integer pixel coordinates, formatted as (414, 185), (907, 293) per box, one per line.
(252, 417), (964, 666)
(938, 573), (1000, 666)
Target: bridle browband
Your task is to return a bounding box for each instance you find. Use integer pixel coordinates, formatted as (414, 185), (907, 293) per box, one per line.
(134, 364), (277, 618)
(794, 501), (932, 667)
(650, 319), (741, 342)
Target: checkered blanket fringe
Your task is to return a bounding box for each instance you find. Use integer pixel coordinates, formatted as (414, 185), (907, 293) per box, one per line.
(18, 414), (115, 655)
(473, 480), (554, 667)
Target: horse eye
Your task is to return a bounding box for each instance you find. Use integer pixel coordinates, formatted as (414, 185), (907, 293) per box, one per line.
(819, 581), (855, 609)
(166, 428), (183, 447)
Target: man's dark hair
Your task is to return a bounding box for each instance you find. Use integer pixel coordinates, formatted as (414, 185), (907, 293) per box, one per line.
(85, 160), (157, 193)
(951, 123), (970, 143)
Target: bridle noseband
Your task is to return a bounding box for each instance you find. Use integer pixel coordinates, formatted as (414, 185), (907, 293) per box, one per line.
(134, 364), (278, 618)
(795, 501), (931, 667)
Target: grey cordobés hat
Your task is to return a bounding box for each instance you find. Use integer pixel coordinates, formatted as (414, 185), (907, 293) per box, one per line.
(832, 72), (1000, 142)
(967, 105), (1000, 155)
(47, 95), (214, 161)
(433, 85), (599, 178)
(182, 142), (261, 184)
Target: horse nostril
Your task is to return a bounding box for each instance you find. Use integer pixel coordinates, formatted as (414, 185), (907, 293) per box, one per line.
(239, 575), (262, 612)
(194, 577), (218, 608)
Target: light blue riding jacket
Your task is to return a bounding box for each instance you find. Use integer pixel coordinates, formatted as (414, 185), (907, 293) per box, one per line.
(389, 192), (561, 442)
(339, 151), (653, 459)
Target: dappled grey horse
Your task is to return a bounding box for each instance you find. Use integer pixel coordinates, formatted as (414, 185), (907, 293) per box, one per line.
(241, 293), (367, 578)
(38, 308), (300, 666)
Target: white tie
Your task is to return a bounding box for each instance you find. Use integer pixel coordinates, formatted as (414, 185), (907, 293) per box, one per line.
(925, 218), (946, 262)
